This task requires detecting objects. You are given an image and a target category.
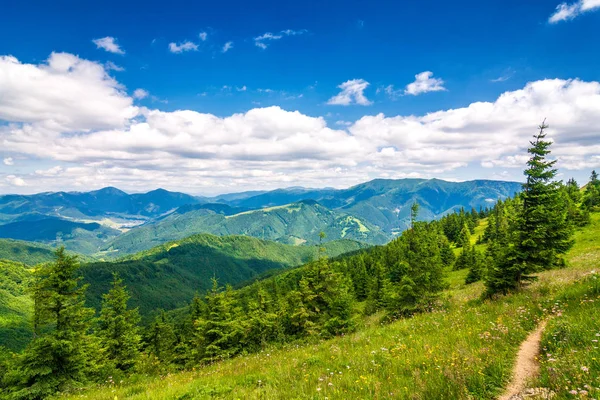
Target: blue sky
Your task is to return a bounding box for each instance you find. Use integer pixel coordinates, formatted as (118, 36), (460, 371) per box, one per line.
(0, 0), (599, 194)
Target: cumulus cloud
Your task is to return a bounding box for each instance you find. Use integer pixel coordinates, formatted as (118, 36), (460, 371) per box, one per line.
(3, 157), (13, 166)
(168, 41), (198, 53)
(133, 89), (149, 100)
(254, 29), (307, 49)
(199, 32), (208, 41)
(549, 0), (600, 23)
(327, 79), (372, 106)
(0, 53), (138, 131)
(404, 71), (446, 96)
(222, 41), (233, 53)
(92, 37), (125, 54)
(1, 52), (600, 194)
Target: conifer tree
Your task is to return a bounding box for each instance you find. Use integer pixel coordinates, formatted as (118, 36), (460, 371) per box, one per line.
(485, 122), (573, 296)
(194, 280), (243, 362)
(10, 248), (97, 398)
(147, 311), (176, 363)
(583, 170), (600, 209)
(457, 223), (471, 249)
(515, 121), (573, 271)
(97, 273), (141, 372)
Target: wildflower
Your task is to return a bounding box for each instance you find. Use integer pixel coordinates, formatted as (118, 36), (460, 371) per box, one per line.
(570, 390), (578, 395)
(317, 388), (322, 392)
(581, 366), (589, 373)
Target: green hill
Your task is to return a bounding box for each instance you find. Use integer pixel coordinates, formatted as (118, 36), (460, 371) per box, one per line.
(0, 238), (59, 265)
(83, 234), (368, 317)
(0, 259), (33, 351)
(103, 200), (388, 256)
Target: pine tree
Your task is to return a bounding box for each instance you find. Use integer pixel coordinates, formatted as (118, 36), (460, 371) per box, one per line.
(485, 122), (573, 296)
(97, 273), (141, 372)
(147, 311), (176, 363)
(583, 170), (600, 209)
(10, 248), (97, 398)
(515, 122), (573, 271)
(194, 280), (244, 362)
(457, 223), (471, 249)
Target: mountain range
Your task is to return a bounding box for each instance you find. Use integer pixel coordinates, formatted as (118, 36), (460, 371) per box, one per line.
(0, 178), (522, 256)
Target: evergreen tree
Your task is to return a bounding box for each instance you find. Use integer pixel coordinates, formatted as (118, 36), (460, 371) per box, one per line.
(9, 248), (97, 399)
(583, 170), (600, 209)
(147, 311), (176, 363)
(515, 122), (573, 271)
(97, 273), (141, 372)
(457, 223), (471, 249)
(485, 122), (573, 296)
(563, 178), (590, 227)
(194, 280), (244, 362)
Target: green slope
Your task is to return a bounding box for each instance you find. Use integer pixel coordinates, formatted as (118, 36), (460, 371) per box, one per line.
(62, 213), (600, 400)
(103, 200), (388, 256)
(0, 259), (33, 351)
(0, 238), (59, 265)
(83, 234), (369, 317)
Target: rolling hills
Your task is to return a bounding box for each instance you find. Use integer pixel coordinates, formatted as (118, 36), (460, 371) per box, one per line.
(0, 179), (521, 255)
(223, 179), (522, 234)
(103, 200), (388, 256)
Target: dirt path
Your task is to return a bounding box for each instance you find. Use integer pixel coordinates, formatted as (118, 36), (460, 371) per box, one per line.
(498, 320), (548, 400)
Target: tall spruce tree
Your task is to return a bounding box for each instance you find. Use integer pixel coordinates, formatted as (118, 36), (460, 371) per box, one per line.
(515, 121), (573, 271)
(9, 248), (97, 399)
(485, 122), (573, 296)
(97, 273), (141, 372)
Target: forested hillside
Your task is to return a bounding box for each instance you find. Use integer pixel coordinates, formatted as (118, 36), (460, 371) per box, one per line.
(103, 200), (388, 255)
(82, 234), (368, 316)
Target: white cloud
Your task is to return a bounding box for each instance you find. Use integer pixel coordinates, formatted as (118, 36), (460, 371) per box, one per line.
(549, 0), (600, 23)
(254, 29), (307, 49)
(236, 85), (247, 92)
(1, 53), (599, 193)
(0, 53), (138, 131)
(199, 32), (208, 41)
(92, 37), (125, 55)
(133, 89), (149, 100)
(222, 41), (234, 53)
(168, 41), (198, 53)
(105, 61), (124, 72)
(327, 79), (372, 106)
(404, 71), (446, 96)
(5, 175), (26, 187)
(3, 157), (13, 166)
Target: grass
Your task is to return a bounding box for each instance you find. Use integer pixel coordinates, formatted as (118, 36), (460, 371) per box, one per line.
(535, 272), (600, 399)
(56, 213), (600, 399)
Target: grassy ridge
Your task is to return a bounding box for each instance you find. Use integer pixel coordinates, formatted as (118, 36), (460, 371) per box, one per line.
(57, 214), (600, 399)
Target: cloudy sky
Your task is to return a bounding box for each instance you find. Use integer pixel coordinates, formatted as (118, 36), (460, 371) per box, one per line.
(1, 0), (599, 195)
